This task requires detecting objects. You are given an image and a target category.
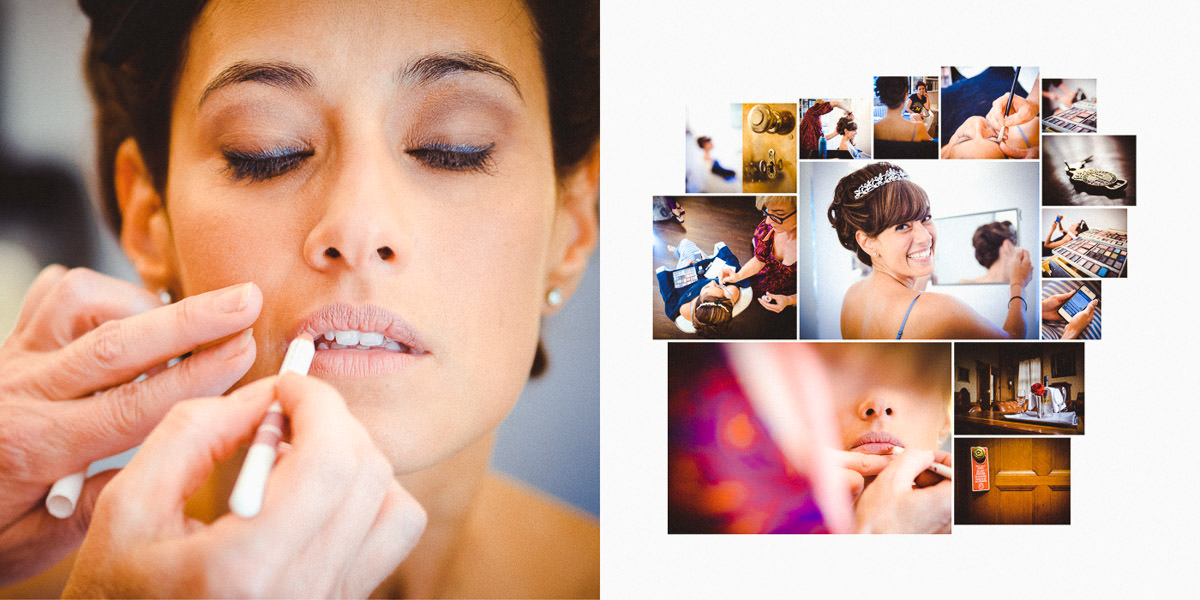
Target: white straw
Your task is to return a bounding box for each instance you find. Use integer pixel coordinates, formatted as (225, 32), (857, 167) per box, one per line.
(229, 334), (314, 518)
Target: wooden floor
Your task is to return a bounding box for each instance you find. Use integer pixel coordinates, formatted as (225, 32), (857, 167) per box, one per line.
(652, 196), (796, 339)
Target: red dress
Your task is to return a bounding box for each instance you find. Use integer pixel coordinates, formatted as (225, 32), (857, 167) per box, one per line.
(797, 101), (833, 158)
(752, 220), (797, 296)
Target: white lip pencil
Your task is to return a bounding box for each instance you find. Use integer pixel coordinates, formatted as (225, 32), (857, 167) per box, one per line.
(229, 333), (315, 518)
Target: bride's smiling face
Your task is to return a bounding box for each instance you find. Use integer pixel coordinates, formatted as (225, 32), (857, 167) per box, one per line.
(120, 0), (595, 472)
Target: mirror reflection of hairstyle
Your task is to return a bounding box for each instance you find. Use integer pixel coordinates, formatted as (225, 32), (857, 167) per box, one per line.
(875, 76), (909, 109)
(836, 116), (857, 135)
(972, 221), (1017, 268)
(916, 80), (927, 92)
(828, 162), (930, 267)
(693, 296), (733, 338)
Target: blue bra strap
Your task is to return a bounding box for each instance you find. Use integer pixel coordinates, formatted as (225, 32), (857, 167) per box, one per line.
(896, 293), (922, 339)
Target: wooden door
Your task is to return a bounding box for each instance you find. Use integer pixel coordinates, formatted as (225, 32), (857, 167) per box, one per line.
(955, 437), (1070, 525)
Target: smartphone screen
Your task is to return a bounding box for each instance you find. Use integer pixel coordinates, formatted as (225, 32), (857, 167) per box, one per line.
(1061, 288), (1093, 317)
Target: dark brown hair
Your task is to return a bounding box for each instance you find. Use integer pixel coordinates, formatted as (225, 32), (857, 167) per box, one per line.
(693, 295), (734, 338)
(696, 136), (712, 149)
(80, 0), (598, 234)
(972, 221), (1017, 268)
(828, 162), (930, 266)
(836, 116), (857, 135)
(875, 76), (909, 109)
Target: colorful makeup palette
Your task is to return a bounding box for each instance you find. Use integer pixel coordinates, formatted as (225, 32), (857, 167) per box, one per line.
(1051, 228), (1127, 278)
(1043, 100), (1098, 133)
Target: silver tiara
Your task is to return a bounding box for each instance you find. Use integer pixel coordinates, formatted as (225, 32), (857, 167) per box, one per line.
(853, 168), (909, 199)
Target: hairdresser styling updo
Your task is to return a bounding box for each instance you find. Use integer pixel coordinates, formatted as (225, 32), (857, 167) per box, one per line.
(828, 162), (1032, 339)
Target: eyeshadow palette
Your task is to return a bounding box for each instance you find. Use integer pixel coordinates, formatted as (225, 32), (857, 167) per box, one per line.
(1044, 100), (1097, 133)
(1051, 228), (1127, 278)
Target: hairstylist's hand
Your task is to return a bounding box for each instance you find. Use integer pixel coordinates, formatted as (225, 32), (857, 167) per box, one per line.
(62, 375), (426, 598)
(1062, 300), (1098, 340)
(0, 266), (261, 585)
(986, 93), (1038, 132)
(853, 449), (951, 534)
(1008, 248), (1032, 289)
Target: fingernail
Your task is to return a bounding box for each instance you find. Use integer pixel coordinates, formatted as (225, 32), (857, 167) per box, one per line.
(213, 328), (254, 361)
(216, 283), (252, 313)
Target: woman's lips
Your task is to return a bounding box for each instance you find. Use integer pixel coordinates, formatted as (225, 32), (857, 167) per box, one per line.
(293, 303), (430, 377)
(849, 431), (904, 454)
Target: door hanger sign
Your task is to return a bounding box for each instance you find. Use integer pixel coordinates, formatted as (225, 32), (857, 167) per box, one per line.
(971, 446), (989, 492)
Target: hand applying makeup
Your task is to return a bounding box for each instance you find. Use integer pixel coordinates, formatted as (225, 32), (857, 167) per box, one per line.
(0, 266), (260, 586)
(63, 375), (426, 598)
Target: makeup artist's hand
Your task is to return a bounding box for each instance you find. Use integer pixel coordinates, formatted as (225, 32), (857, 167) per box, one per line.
(833, 450), (894, 500)
(0, 266), (260, 585)
(986, 93), (1038, 132)
(63, 375), (425, 598)
(758, 292), (791, 313)
(716, 266), (737, 284)
(853, 449), (951, 534)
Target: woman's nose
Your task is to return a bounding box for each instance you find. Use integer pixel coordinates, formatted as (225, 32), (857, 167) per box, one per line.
(913, 221), (932, 243)
(856, 392), (895, 421)
(303, 145), (410, 272)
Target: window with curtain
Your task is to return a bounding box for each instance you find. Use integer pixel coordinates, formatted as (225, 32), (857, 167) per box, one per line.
(1017, 358), (1040, 410)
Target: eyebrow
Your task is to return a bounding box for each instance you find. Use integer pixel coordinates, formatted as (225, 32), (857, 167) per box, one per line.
(198, 61), (315, 107)
(397, 51), (522, 99)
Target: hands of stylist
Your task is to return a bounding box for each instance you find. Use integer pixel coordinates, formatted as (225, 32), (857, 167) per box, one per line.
(758, 292), (791, 313)
(986, 93), (1038, 132)
(63, 375), (426, 598)
(853, 449), (951, 534)
(0, 266), (261, 585)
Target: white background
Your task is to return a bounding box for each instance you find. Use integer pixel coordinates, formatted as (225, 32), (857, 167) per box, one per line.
(602, 0), (1197, 596)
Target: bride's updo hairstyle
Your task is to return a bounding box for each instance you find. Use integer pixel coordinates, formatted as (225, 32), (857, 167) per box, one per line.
(828, 162), (930, 267)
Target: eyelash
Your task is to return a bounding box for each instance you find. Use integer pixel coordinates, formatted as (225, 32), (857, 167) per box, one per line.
(222, 147), (313, 182)
(221, 140), (496, 183)
(895, 215), (932, 231)
(406, 142), (496, 174)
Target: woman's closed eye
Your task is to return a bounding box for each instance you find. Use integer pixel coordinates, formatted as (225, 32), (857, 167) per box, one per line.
(222, 147), (313, 182)
(406, 142), (496, 174)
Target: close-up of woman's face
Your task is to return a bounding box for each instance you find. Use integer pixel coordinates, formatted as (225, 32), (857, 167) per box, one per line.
(941, 115), (1005, 159)
(126, 0), (585, 473)
(869, 214), (937, 278)
(817, 345), (948, 453)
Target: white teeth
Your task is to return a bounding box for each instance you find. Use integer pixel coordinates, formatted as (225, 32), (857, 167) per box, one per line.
(358, 332), (384, 346)
(313, 330), (409, 353)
